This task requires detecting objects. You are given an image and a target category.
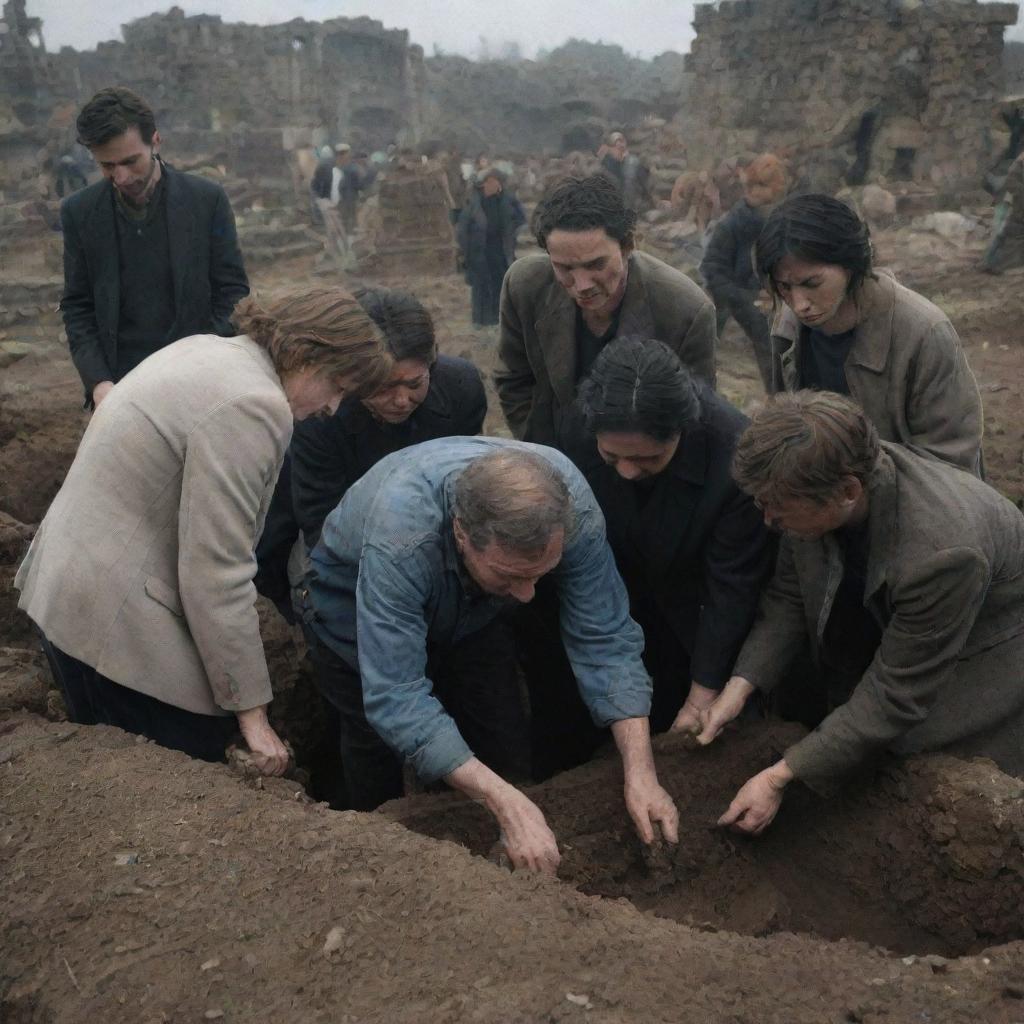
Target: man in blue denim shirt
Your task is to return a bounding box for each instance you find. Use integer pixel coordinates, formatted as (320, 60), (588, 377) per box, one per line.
(307, 436), (679, 874)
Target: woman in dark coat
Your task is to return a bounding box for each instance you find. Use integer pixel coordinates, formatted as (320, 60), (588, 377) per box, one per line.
(255, 287), (487, 610)
(456, 167), (525, 327)
(524, 338), (773, 776)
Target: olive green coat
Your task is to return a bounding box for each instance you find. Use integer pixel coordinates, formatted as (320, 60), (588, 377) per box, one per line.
(735, 442), (1024, 790)
(495, 250), (717, 447)
(770, 272), (984, 476)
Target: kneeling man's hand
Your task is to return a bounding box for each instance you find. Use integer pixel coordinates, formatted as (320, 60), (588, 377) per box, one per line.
(624, 775), (680, 845)
(717, 759), (793, 836)
(236, 705), (291, 777)
(494, 788), (561, 875)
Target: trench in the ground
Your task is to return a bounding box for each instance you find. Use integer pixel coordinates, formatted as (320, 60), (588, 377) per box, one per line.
(264, 629), (1024, 960)
(375, 740), (1024, 960)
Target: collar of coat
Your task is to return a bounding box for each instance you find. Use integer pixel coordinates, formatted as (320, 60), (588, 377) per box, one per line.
(773, 270), (900, 376)
(538, 253), (659, 408)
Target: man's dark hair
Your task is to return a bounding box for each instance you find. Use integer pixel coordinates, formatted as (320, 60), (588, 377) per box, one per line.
(76, 87), (157, 148)
(755, 193), (876, 299)
(353, 287), (437, 366)
(577, 338), (701, 442)
(532, 174), (636, 251)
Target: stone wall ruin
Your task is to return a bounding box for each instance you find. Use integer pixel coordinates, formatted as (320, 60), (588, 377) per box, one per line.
(677, 0), (1019, 193)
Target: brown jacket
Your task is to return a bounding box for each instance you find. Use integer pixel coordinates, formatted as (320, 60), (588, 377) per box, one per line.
(771, 272), (984, 476)
(15, 335), (292, 716)
(735, 442), (1024, 791)
(495, 250), (717, 447)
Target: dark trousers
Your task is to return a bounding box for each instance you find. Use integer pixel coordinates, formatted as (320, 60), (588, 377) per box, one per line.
(711, 286), (775, 392)
(310, 616), (528, 811)
(469, 251), (507, 326)
(38, 631), (236, 763)
(516, 580), (694, 780)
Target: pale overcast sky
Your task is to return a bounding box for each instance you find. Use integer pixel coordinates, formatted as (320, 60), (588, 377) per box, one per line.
(24, 0), (1024, 57)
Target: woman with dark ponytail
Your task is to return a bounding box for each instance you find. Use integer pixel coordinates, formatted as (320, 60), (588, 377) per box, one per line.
(756, 192), (983, 475)
(523, 337), (772, 777)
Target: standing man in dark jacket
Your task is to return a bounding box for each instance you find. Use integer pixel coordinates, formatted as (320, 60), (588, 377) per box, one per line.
(60, 87), (249, 407)
(456, 168), (526, 327)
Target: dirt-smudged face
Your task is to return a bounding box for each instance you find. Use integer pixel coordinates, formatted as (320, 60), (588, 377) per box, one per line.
(453, 522), (564, 604)
(754, 480), (863, 542)
(771, 254), (854, 334)
(547, 228), (632, 318)
(91, 126), (162, 207)
(362, 358), (431, 425)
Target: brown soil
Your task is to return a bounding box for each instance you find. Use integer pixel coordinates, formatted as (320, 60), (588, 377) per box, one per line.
(3, 229), (1024, 1021)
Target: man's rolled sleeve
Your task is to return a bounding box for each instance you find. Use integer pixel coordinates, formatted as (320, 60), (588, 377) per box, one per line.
(356, 547), (474, 782)
(554, 503), (652, 726)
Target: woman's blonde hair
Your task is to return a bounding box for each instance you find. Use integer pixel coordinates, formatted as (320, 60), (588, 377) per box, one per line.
(233, 288), (392, 399)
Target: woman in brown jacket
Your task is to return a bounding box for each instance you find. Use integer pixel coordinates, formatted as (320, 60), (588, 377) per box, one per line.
(757, 193), (984, 476)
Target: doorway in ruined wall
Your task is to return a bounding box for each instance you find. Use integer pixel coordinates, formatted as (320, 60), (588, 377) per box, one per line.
(348, 106), (401, 152)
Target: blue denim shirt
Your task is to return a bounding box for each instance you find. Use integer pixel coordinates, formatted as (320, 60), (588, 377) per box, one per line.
(307, 436), (651, 783)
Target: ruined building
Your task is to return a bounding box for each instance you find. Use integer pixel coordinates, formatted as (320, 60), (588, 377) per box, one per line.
(677, 0), (1019, 191)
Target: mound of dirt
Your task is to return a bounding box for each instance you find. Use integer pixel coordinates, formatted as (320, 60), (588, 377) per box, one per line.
(3, 712), (1024, 1024)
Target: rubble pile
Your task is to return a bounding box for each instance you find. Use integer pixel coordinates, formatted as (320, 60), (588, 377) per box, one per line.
(356, 162), (457, 277)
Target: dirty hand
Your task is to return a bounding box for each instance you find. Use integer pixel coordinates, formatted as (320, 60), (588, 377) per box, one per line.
(624, 773), (680, 845)
(92, 380), (114, 407)
(493, 787), (561, 875)
(717, 760), (793, 836)
(696, 675), (756, 746)
(236, 705), (290, 777)
(670, 682), (720, 735)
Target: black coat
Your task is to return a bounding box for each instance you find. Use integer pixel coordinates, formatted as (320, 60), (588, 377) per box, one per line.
(59, 162), (249, 400)
(254, 355), (487, 613)
(699, 199), (766, 298)
(456, 189), (525, 283)
(568, 387), (773, 688)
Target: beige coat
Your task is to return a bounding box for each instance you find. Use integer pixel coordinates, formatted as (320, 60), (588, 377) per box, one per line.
(494, 250), (717, 447)
(735, 443), (1024, 790)
(15, 335), (292, 716)
(771, 272), (984, 476)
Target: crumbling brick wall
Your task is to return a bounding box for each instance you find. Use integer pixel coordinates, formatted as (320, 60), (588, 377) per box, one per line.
(677, 0), (1018, 191)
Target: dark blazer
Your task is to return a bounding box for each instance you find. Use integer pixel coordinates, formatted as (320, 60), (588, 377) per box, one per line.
(566, 386), (773, 688)
(254, 355), (486, 613)
(59, 162), (250, 399)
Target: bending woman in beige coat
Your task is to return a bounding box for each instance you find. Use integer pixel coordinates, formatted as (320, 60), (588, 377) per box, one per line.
(16, 289), (390, 775)
(757, 193), (984, 476)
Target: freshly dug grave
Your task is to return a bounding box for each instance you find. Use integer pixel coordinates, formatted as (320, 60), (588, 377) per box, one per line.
(382, 725), (1024, 957)
(3, 713), (1024, 1024)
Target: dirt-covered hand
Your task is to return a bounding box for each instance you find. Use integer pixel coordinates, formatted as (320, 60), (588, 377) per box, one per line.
(696, 676), (756, 746)
(717, 762), (791, 835)
(236, 706), (290, 777)
(494, 789), (561, 875)
(670, 682), (719, 734)
(624, 775), (680, 845)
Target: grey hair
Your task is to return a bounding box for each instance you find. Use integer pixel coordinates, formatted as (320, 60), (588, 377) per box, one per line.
(453, 448), (574, 553)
